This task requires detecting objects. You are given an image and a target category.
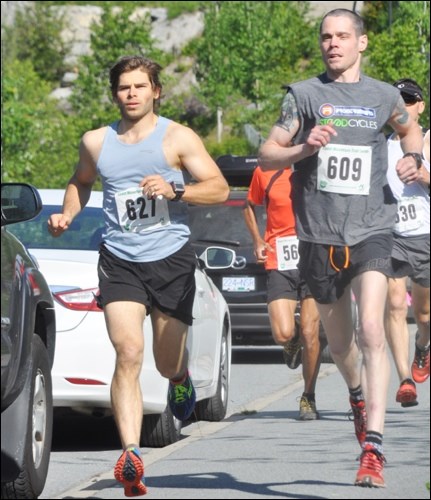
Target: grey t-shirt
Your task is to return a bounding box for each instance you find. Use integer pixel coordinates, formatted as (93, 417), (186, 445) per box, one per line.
(281, 73), (399, 246)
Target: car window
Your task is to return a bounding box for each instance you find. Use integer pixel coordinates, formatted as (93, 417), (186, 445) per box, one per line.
(9, 201), (267, 251)
(8, 205), (105, 251)
(189, 198), (267, 246)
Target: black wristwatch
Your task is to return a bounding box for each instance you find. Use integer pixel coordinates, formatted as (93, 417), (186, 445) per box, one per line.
(170, 182), (185, 202)
(403, 152), (423, 169)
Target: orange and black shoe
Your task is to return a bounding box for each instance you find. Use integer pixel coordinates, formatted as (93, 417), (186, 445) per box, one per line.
(355, 444), (386, 488)
(395, 378), (418, 407)
(114, 446), (147, 497)
(411, 343), (430, 384)
(349, 398), (367, 447)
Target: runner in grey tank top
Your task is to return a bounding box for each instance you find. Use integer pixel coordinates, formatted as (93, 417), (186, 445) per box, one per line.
(47, 55), (229, 496)
(97, 116), (191, 262)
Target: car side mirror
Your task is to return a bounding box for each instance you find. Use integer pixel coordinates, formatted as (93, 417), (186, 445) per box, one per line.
(201, 246), (236, 269)
(1, 183), (42, 226)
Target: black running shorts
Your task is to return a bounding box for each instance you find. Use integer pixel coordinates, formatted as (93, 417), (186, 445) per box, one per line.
(266, 269), (312, 303)
(298, 233), (393, 304)
(97, 242), (196, 325)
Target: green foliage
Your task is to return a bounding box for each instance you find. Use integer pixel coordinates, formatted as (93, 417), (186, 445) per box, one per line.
(1, 60), (78, 187)
(2, 3), (70, 84)
(205, 136), (255, 159)
(363, 1), (430, 126)
(362, 1), (430, 37)
(362, 1), (398, 33)
(2, 1), (430, 186)
(160, 95), (215, 137)
(193, 1), (322, 148)
(195, 1), (319, 110)
(69, 3), (167, 130)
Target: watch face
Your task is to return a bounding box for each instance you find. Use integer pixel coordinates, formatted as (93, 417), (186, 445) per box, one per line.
(173, 183), (185, 194)
(170, 182), (185, 201)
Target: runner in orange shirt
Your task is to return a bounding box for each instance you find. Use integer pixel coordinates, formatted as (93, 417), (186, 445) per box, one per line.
(243, 165), (323, 420)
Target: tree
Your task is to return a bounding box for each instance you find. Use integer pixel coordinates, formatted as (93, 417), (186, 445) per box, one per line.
(2, 1), (429, 184)
(1, 59), (77, 186)
(193, 1), (322, 149)
(2, 2), (70, 84)
(195, 1), (320, 111)
(362, 1), (430, 126)
(69, 3), (168, 132)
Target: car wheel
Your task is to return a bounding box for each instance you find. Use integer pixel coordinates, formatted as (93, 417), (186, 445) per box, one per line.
(195, 325), (229, 421)
(140, 405), (182, 448)
(1, 335), (53, 499)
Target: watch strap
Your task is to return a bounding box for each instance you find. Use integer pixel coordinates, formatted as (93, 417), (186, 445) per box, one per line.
(403, 152), (423, 169)
(170, 182), (185, 202)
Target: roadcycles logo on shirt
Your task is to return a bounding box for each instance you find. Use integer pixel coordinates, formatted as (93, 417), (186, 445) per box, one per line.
(318, 103), (377, 129)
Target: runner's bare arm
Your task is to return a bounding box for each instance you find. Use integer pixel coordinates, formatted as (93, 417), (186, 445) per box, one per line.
(388, 96), (423, 185)
(388, 96), (424, 154)
(243, 200), (268, 263)
(163, 124), (229, 205)
(48, 128), (104, 236)
(420, 130), (430, 186)
(259, 92), (337, 169)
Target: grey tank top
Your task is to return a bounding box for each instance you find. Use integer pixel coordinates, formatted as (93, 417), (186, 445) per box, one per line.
(96, 116), (190, 262)
(286, 73), (399, 246)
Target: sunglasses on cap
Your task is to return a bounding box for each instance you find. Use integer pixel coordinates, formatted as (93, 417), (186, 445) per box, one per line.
(402, 93), (421, 105)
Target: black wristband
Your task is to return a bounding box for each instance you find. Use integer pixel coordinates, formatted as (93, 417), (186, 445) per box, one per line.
(170, 182), (185, 202)
(403, 152), (422, 169)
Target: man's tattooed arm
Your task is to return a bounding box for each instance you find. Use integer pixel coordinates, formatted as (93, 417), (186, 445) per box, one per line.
(388, 95), (423, 152)
(392, 95), (409, 127)
(258, 90), (303, 169)
(275, 92), (299, 134)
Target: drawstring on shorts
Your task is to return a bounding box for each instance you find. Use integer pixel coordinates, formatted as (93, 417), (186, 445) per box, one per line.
(329, 245), (350, 272)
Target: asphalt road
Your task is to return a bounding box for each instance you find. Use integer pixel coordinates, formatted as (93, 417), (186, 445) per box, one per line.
(41, 325), (429, 499)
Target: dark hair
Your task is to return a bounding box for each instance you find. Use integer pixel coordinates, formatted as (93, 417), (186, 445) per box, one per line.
(320, 9), (365, 37)
(109, 55), (163, 101)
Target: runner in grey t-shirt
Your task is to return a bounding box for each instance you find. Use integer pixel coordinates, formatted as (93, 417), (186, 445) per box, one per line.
(259, 9), (423, 489)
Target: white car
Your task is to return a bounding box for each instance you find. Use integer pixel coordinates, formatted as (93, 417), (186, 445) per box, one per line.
(8, 189), (233, 447)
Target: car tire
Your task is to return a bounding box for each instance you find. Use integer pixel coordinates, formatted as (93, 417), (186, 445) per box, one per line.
(140, 405), (182, 448)
(1, 335), (53, 499)
(195, 325), (230, 421)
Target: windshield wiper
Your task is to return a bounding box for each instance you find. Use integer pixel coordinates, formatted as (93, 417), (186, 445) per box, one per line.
(191, 238), (240, 247)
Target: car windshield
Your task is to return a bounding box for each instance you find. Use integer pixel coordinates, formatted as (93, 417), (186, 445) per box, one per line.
(7, 205), (105, 251)
(8, 199), (267, 251)
(189, 198), (266, 247)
